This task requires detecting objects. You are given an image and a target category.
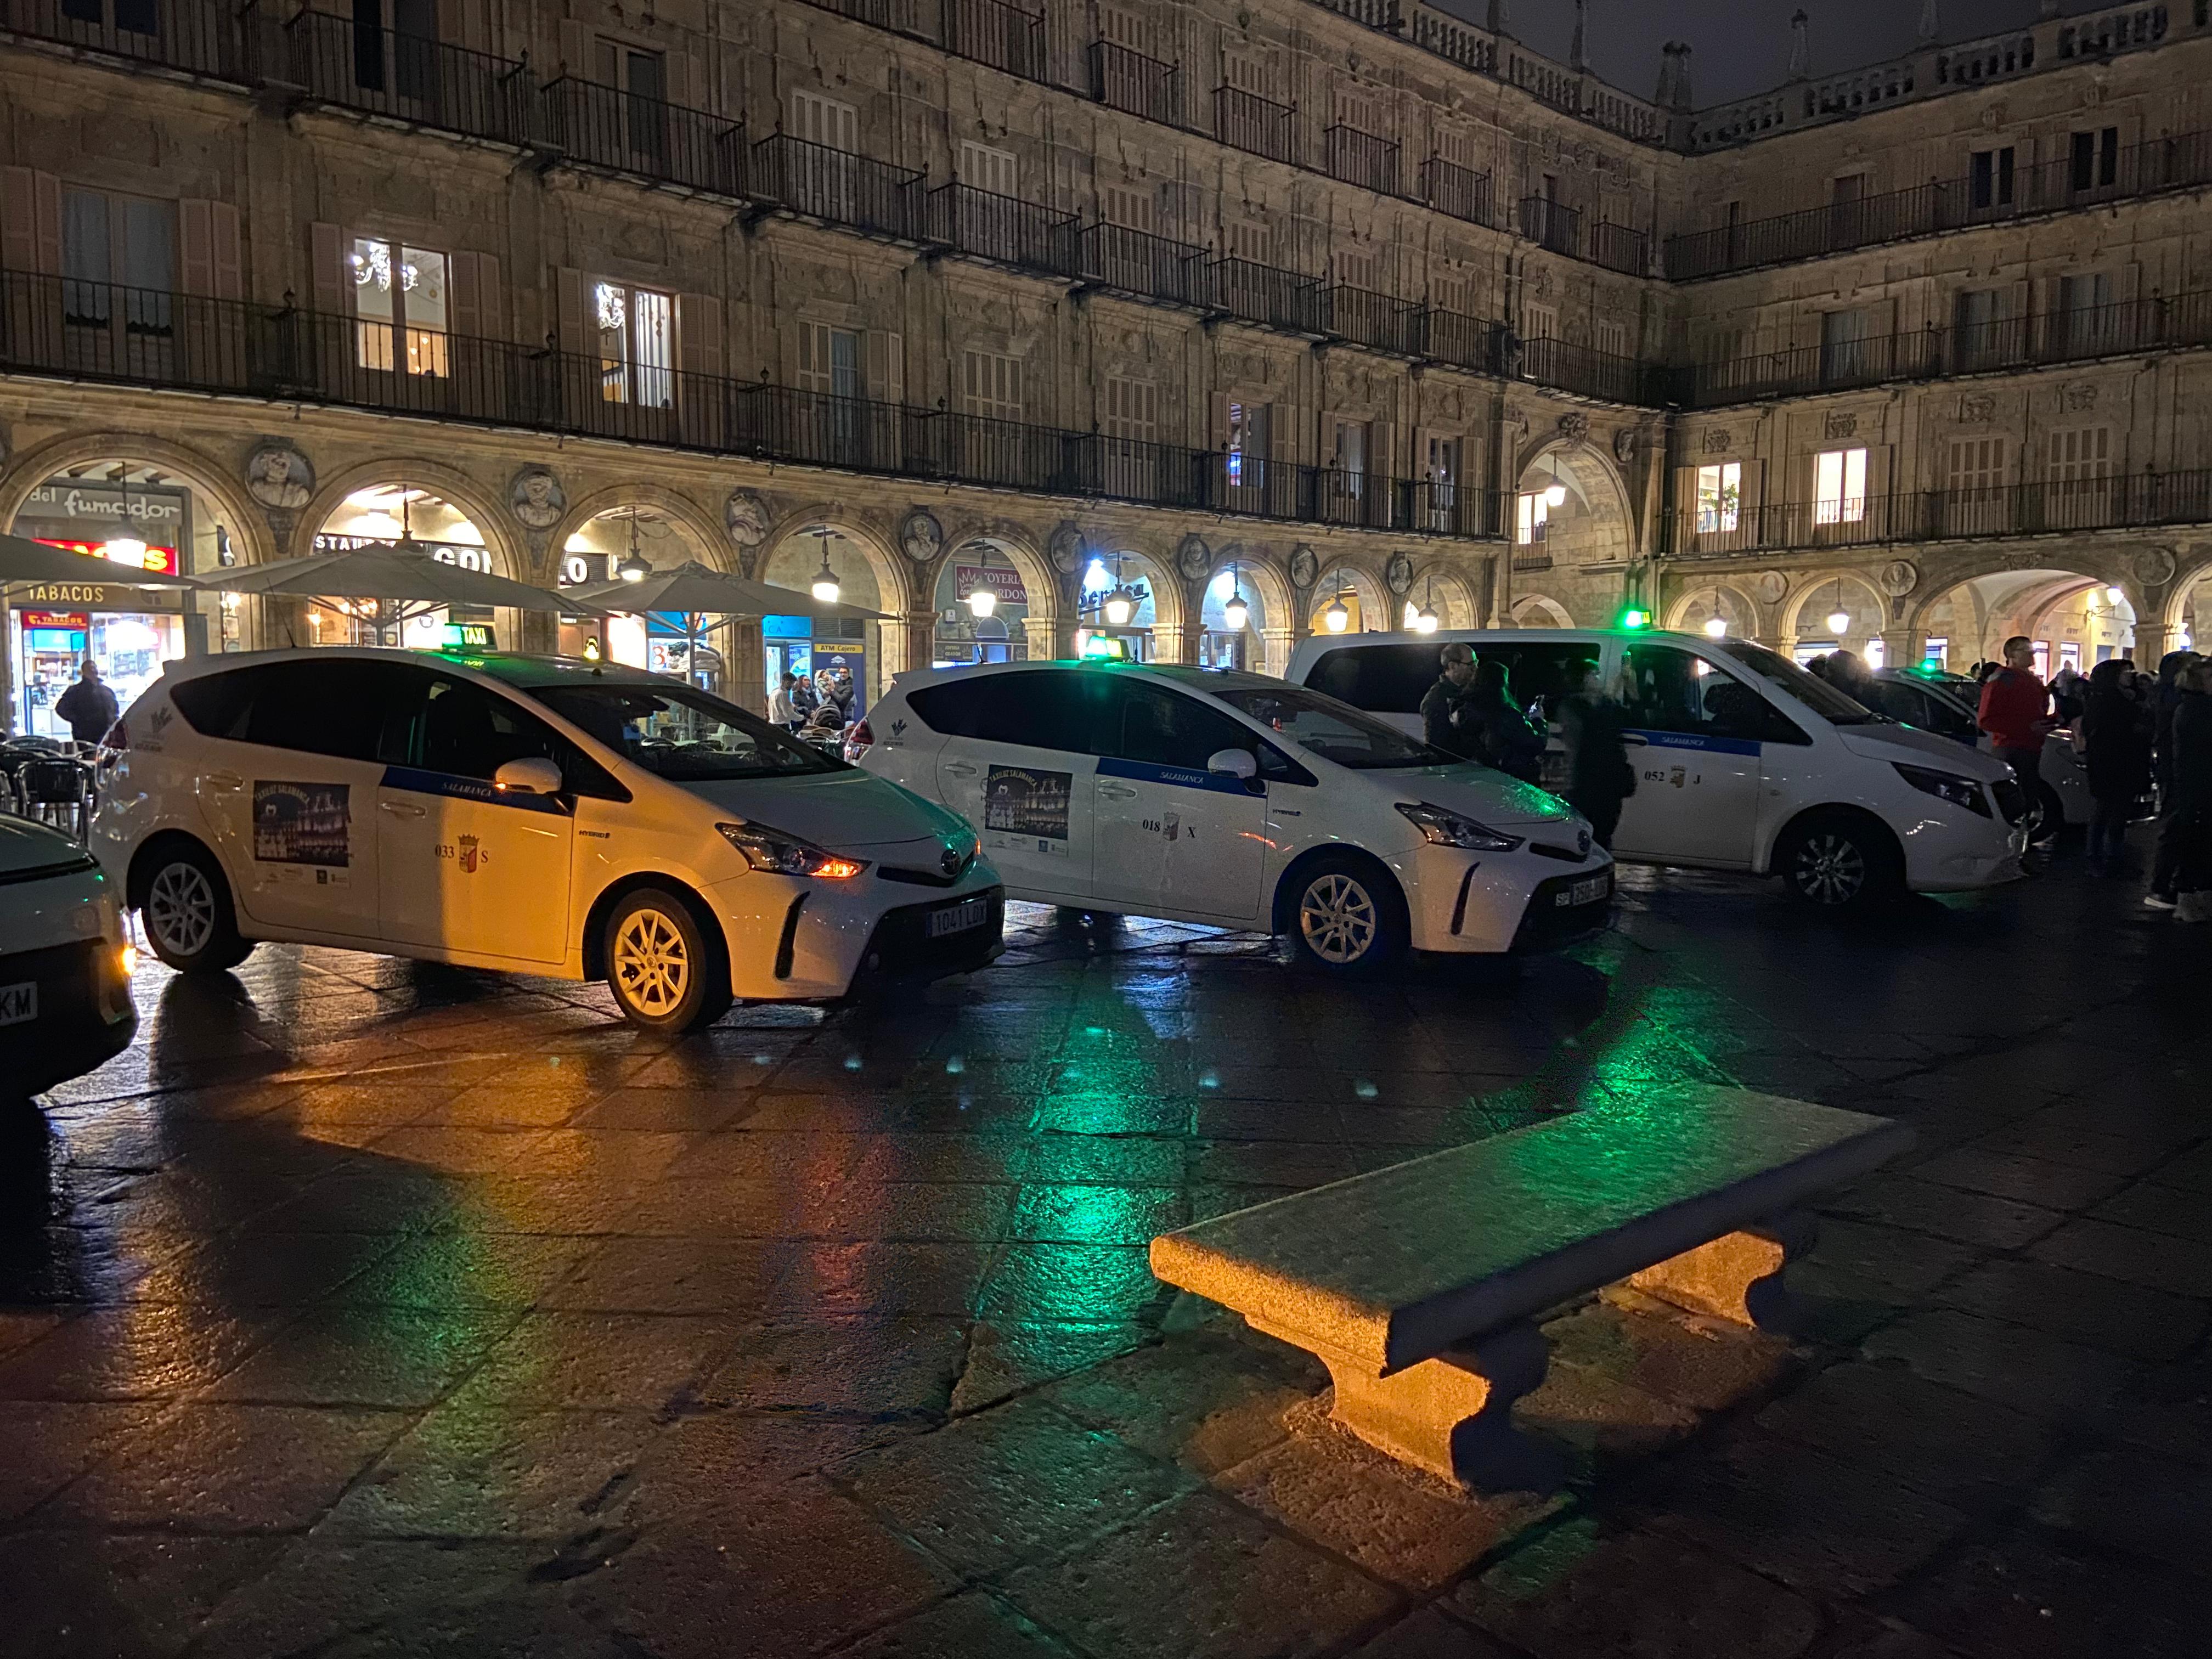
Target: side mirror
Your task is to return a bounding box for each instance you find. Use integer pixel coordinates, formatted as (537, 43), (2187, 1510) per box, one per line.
(1206, 748), (1258, 780)
(494, 756), (564, 795)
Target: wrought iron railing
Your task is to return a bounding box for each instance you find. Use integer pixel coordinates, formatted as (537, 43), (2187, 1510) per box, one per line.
(1215, 84), (1296, 163)
(1325, 125), (1401, 196)
(924, 183), (1077, 274)
(281, 9), (533, 144)
(752, 133), (924, 240)
(1667, 126), (2212, 279)
(1589, 222), (1649, 278)
(1418, 156), (1491, 227)
(1518, 196), (1581, 257)
(1326, 286), (1421, 356)
(0, 0), (250, 80)
(1090, 40), (1178, 125)
(1210, 259), (1325, 334)
(941, 0), (1045, 82)
(1075, 223), (1210, 308)
(0, 268), (1500, 539)
(541, 76), (746, 196)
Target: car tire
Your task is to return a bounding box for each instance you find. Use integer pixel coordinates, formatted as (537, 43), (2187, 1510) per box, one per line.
(1778, 812), (1904, 910)
(1284, 853), (1409, 973)
(2035, 781), (2068, 843)
(603, 887), (732, 1033)
(139, 840), (252, 974)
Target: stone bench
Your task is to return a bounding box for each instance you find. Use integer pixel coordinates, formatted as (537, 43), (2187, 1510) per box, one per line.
(1149, 1084), (1913, 1495)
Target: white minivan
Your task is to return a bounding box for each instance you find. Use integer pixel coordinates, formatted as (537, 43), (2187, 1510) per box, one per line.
(1286, 628), (2027, 908)
(89, 648), (1003, 1031)
(859, 659), (1614, 970)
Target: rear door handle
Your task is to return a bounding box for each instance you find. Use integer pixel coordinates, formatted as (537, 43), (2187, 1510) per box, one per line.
(205, 770), (243, 790)
(1622, 735), (1649, 747)
(943, 762), (979, 777)
(380, 799), (427, 819)
(1097, 783), (1138, 800)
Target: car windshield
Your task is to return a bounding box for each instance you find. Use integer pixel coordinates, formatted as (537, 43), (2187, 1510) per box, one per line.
(1211, 683), (1456, 770)
(527, 681), (846, 780)
(1716, 640), (1880, 725)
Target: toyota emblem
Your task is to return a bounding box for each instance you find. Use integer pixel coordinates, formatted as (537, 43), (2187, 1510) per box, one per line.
(1577, 828), (1592, 857)
(940, 847), (962, 876)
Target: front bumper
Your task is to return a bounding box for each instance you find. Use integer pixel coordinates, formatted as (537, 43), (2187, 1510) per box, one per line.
(1404, 842), (1615, 955)
(709, 863), (1006, 1000)
(1902, 814), (2029, 893)
(1, 938), (137, 1100)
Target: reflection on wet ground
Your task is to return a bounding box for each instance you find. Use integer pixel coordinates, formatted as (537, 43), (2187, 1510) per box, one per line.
(4, 870), (2210, 1656)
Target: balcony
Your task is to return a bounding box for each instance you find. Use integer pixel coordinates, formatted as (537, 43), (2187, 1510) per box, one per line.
(1326, 287), (1421, 357)
(1418, 308), (1505, 374)
(1589, 222), (1649, 278)
(1215, 84), (1296, 165)
(1417, 157), (1491, 228)
(1667, 126), (2212, 280)
(1090, 39), (1179, 125)
(941, 0), (1046, 82)
(924, 183), (1078, 276)
(1517, 196), (1581, 257)
(798, 0), (921, 25)
(1325, 125), (1401, 196)
(1075, 223), (1210, 309)
(1515, 335), (1647, 404)
(0, 269), (1503, 540)
(0, 0), (249, 81)
(1668, 471), (2212, 558)
(752, 134), (924, 240)
(541, 78), (746, 198)
(281, 9), (533, 145)
(1209, 259), (1325, 335)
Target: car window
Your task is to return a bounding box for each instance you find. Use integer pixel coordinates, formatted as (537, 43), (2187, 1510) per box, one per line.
(906, 670), (1113, 754)
(1474, 643), (1603, 723)
(1304, 644), (1446, 714)
(1863, 680), (1932, 726)
(1108, 681), (1259, 770)
(1714, 639), (1877, 725)
(1622, 645), (1806, 746)
(171, 658), (404, 763)
(1211, 683), (1453, 771)
(526, 682), (828, 783)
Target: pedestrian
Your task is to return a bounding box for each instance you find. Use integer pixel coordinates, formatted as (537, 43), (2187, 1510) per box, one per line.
(1464, 658), (1547, 785)
(1560, 660), (1636, 849)
(2168, 657), (2212, 922)
(2080, 657), (2153, 876)
(1823, 647), (1875, 704)
(1977, 634), (2056, 811)
(53, 659), (119, 747)
(2050, 663), (2087, 724)
(766, 671), (798, 730)
(1420, 642), (1480, 758)
(2145, 649), (2198, 909)
(789, 669), (818, 723)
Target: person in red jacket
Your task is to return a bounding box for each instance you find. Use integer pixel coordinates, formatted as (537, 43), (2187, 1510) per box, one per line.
(1978, 634), (2057, 812)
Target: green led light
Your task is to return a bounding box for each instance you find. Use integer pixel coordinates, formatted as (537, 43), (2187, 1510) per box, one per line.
(1619, 608), (1652, 630)
(1079, 634), (1128, 659)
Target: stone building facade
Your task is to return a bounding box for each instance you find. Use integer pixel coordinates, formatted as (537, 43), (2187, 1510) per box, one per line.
(0, 0), (2205, 725)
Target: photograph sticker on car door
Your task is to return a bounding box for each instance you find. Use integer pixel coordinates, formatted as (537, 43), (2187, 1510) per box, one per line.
(984, 766), (1070, 856)
(252, 782), (351, 870)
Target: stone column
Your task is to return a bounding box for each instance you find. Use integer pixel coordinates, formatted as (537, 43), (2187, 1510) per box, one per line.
(2134, 619), (2172, 665)
(1883, 625), (1927, 671)
(723, 617), (765, 714)
(1259, 625), (1306, 679)
(1023, 614), (1077, 661)
(899, 608), (936, 682)
(1155, 620), (1204, 665)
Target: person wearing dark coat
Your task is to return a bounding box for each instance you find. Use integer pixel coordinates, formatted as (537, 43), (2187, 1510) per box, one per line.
(1419, 642), (1480, 759)
(53, 660), (120, 746)
(1559, 661), (1637, 849)
(2167, 659), (2212, 921)
(1461, 658), (1547, 785)
(2080, 657), (2153, 875)
(2145, 650), (2198, 907)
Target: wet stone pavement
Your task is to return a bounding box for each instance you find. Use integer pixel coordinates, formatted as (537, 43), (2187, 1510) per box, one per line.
(3, 859), (2210, 1659)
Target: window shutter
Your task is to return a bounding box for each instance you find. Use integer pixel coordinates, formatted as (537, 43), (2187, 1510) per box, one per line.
(558, 20), (594, 77)
(866, 329), (904, 405)
(448, 250), (501, 340)
(556, 265), (586, 351)
(1372, 420), (1398, 483)
(210, 202), (242, 300)
(179, 199), (213, 296)
(451, 0), (492, 55)
(662, 45), (693, 111)
(679, 291), (723, 379)
(310, 220), (345, 315)
(1210, 392), (1231, 452)
(1671, 465), (1700, 544)
(1, 167), (62, 275)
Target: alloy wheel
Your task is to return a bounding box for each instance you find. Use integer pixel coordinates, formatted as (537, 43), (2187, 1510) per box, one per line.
(147, 862), (215, 957)
(1299, 873), (1377, 964)
(613, 907), (690, 1016)
(1795, 832), (1866, 906)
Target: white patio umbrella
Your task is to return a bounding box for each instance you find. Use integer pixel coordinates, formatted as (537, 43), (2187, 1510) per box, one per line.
(212, 538), (605, 643)
(570, 558), (890, 691)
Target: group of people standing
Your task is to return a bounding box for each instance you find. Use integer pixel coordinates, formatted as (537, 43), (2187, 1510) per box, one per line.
(767, 667), (856, 740)
(1420, 644), (1637, 849)
(1975, 636), (2212, 916)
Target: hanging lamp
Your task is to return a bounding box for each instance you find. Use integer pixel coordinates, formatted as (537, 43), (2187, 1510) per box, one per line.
(1222, 561), (1249, 633)
(809, 527), (840, 604)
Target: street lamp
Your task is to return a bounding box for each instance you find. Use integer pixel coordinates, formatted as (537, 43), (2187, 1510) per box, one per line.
(101, 471), (148, 567)
(1824, 580), (1851, 638)
(2106, 584), (2127, 606)
(617, 515), (652, 583)
(1221, 562), (1249, 633)
(809, 527), (840, 605)
(1323, 582), (1351, 633)
(967, 578), (997, 619)
(1103, 585), (1136, 628)
(1703, 585), (1728, 639)
(1543, 457), (1567, 511)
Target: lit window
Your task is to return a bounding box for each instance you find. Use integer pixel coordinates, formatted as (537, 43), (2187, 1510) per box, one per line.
(1695, 461), (1740, 533)
(1516, 490), (1549, 544)
(595, 279), (673, 407)
(351, 237), (449, 376)
(1814, 447), (1867, 525)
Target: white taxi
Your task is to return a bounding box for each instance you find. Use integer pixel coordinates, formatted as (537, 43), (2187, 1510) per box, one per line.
(1, 815), (137, 1101)
(89, 649), (1002, 1031)
(859, 660), (1613, 971)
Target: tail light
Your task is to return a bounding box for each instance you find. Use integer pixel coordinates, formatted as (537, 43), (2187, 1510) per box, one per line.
(849, 720), (873, 748)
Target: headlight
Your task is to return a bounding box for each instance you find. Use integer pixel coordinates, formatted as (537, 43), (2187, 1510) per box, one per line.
(1395, 801), (1524, 852)
(716, 821), (868, 878)
(1892, 763), (1991, 817)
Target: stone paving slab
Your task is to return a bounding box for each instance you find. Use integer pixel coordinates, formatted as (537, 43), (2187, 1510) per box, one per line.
(2, 869), (2208, 1655)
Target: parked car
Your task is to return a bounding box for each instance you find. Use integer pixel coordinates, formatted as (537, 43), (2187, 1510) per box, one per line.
(1864, 667), (2110, 833)
(859, 659), (1613, 972)
(0, 815), (137, 1101)
(1286, 628), (2028, 909)
(89, 648), (1002, 1032)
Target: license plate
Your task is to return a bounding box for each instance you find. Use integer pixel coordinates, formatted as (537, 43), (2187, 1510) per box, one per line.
(0, 981), (36, 1026)
(927, 896), (990, 938)
(1558, 874), (1610, 908)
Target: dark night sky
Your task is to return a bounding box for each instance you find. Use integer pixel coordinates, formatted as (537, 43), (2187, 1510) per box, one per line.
(1428, 1), (2112, 106)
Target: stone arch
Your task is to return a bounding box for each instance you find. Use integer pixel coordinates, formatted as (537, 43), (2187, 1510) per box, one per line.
(938, 518), (1062, 626)
(1514, 438), (1638, 565)
(553, 483), (733, 575)
(1511, 594), (1576, 628)
(1664, 578), (1765, 640)
(758, 503), (912, 615)
(1782, 569), (1889, 644)
(2159, 541), (2212, 636)
(1413, 565), (1483, 630)
(1084, 540), (1186, 637)
(1307, 556), (1389, 633)
(0, 430), (278, 567)
(297, 457), (526, 580)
